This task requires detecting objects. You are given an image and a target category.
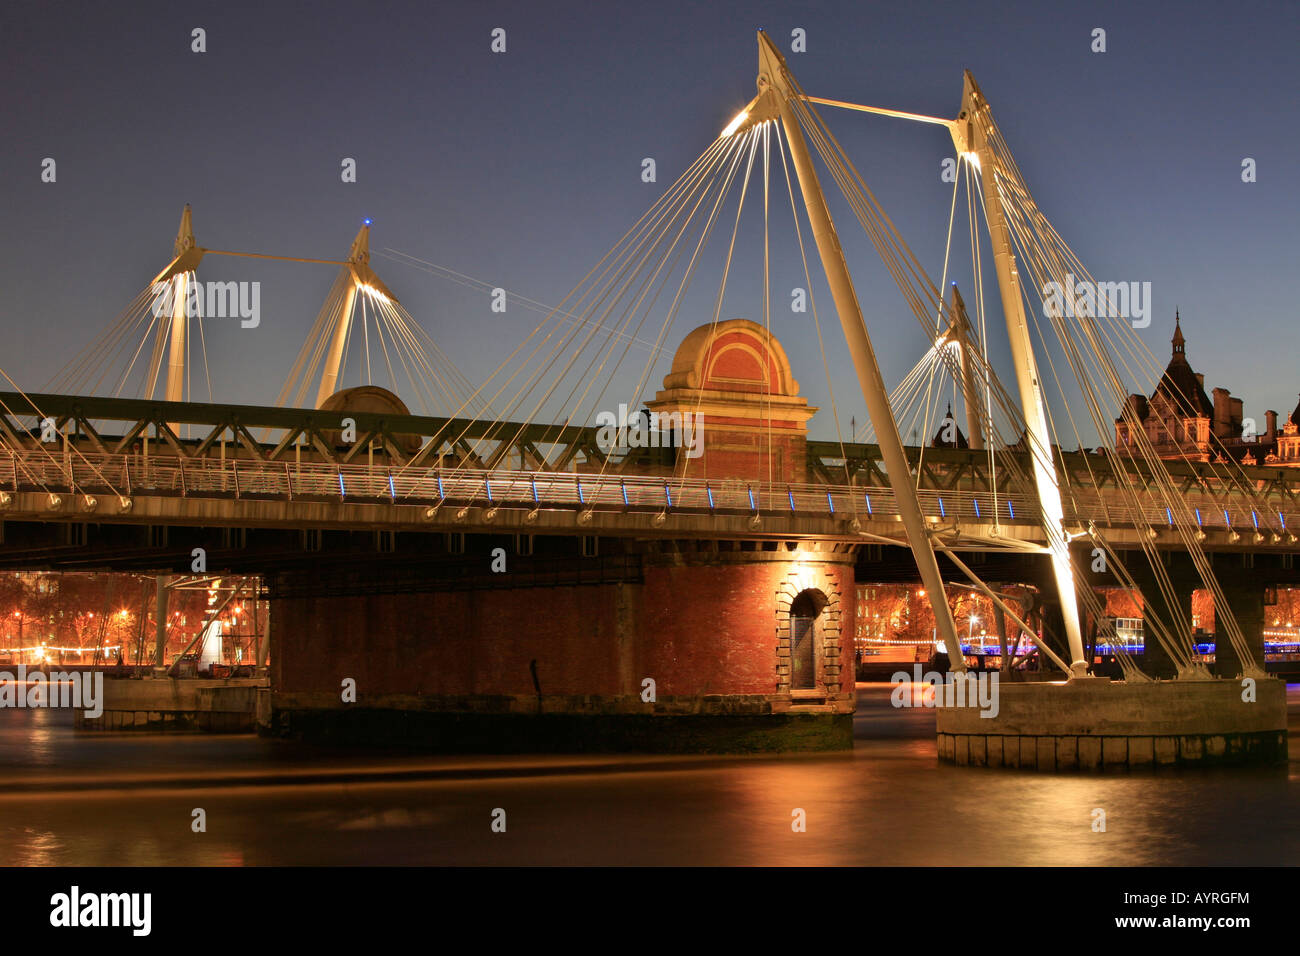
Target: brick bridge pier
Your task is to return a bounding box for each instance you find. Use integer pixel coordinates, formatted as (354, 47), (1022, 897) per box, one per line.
(268, 319), (859, 751)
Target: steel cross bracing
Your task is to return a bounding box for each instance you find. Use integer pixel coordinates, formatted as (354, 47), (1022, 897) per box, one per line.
(0, 392), (614, 473)
(3, 392), (1299, 550)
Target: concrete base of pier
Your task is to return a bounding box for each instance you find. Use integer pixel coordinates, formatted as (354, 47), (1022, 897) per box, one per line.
(936, 678), (1288, 769)
(75, 678), (268, 732)
(265, 693), (853, 753)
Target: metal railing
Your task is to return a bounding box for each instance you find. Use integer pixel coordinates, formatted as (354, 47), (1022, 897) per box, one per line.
(6, 445), (1299, 540)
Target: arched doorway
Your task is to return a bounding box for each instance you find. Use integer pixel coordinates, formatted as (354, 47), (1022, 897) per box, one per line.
(789, 590), (828, 691)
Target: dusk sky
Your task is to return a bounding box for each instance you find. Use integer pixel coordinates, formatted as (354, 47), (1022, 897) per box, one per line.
(2, 0), (1296, 445)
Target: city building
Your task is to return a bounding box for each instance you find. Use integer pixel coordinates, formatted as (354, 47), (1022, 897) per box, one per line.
(1115, 312), (1300, 466)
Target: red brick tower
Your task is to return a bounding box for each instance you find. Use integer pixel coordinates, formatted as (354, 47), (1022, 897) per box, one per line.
(647, 318), (816, 482)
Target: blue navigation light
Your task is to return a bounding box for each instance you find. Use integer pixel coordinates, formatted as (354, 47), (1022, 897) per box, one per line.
(531, 477), (539, 503)
(938, 497), (946, 518)
(363, 217), (372, 226)
(748, 487), (756, 511)
(1223, 508), (1230, 526)
(707, 486), (715, 509)
(973, 499), (980, 519)
(864, 493), (872, 515)
(338, 473), (346, 496)
(827, 491), (835, 514)
(621, 482), (629, 507)
(665, 484), (673, 508)
(437, 475), (445, 498)
(788, 489), (796, 511)
(1252, 510), (1259, 529)
(387, 475), (396, 498)
(485, 479), (493, 503)
(1007, 500), (1015, 519)
(1167, 507), (1173, 526)
(1195, 507), (1202, 526)
(577, 481), (585, 505)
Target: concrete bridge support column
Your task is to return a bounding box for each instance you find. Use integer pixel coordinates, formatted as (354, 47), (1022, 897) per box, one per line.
(1133, 562), (1195, 679)
(1039, 599), (1069, 674)
(151, 575), (169, 675)
(1213, 569), (1266, 679)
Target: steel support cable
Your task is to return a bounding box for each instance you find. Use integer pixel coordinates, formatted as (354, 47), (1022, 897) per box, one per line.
(423, 134), (743, 478)
(43, 293), (137, 392)
(790, 88), (946, 320)
(987, 125), (1265, 511)
(855, 344), (955, 442)
(671, 126), (766, 497)
(373, 302), (432, 412)
(785, 97), (952, 484)
(370, 304), (402, 405)
(378, 296), (469, 410)
(0, 374), (127, 500)
(46, 283), (158, 395)
(1091, 527), (1198, 674)
(392, 136), (740, 480)
(787, 92), (1091, 588)
(538, 129), (756, 479)
(393, 304), (468, 415)
(376, 299), (460, 414)
(118, 299), (170, 398)
(789, 93), (1037, 489)
(1032, 200), (1277, 529)
(420, 135), (741, 478)
(279, 270), (348, 407)
(482, 136), (743, 427)
(277, 269), (350, 409)
(361, 292), (373, 386)
(984, 141), (1255, 667)
(790, 106), (1047, 539)
(598, 125), (764, 495)
(467, 131), (751, 482)
(794, 117), (1039, 514)
(913, 164), (968, 487)
(550, 188), (712, 479)
(376, 250), (667, 356)
(392, 303), (494, 416)
(1007, 255), (1213, 670)
(573, 145), (744, 482)
(764, 122), (774, 493)
(66, 288), (159, 397)
(143, 275), (186, 399)
(943, 184), (1088, 543)
(1069, 550), (1148, 680)
(533, 130), (754, 475)
(388, 308), (476, 415)
(303, 280), (350, 406)
(968, 161), (1000, 525)
(196, 296), (213, 404)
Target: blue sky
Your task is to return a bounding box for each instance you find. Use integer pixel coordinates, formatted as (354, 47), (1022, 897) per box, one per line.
(2, 0), (1295, 444)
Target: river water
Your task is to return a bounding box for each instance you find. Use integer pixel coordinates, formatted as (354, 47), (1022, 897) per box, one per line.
(0, 684), (1295, 866)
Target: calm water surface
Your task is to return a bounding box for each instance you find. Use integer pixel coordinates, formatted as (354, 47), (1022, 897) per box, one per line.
(0, 684), (1296, 866)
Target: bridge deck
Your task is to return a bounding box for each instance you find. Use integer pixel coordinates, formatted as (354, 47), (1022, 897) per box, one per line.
(2, 392), (1298, 549)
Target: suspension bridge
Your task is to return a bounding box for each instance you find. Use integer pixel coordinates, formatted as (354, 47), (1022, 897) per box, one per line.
(0, 32), (1287, 763)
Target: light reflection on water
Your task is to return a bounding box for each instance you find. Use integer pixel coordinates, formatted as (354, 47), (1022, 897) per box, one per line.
(0, 685), (1295, 865)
